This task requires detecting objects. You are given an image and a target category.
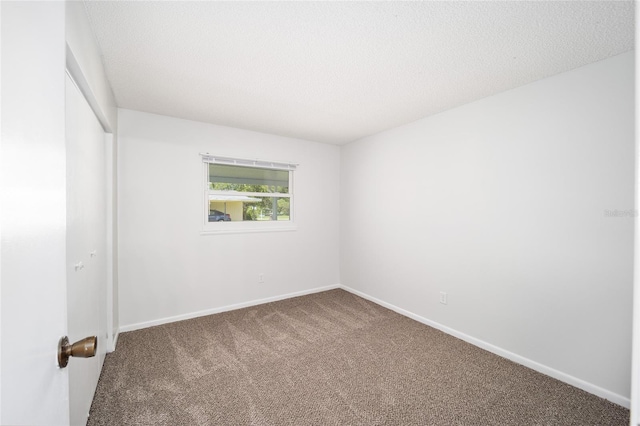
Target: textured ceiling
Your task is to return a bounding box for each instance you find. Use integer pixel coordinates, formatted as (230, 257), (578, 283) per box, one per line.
(83, 1), (634, 145)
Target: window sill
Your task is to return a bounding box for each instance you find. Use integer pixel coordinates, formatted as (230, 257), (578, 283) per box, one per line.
(200, 223), (297, 236)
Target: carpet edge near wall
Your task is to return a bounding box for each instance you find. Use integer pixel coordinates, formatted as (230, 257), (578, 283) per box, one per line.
(113, 282), (629, 409)
(118, 284), (342, 333)
(338, 284), (630, 409)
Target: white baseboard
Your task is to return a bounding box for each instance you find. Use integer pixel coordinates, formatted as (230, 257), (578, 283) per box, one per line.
(338, 284), (631, 409)
(115, 282), (629, 408)
(118, 284), (341, 333)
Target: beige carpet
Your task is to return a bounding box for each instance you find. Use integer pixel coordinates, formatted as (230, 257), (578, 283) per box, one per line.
(88, 289), (628, 425)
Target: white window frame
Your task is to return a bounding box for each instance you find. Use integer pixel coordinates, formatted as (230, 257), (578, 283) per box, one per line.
(201, 154), (297, 235)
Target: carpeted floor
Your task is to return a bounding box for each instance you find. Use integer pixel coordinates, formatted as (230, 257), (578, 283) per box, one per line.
(88, 289), (629, 425)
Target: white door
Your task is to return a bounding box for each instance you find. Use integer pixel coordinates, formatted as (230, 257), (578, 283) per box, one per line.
(65, 74), (108, 426)
(2, 3), (109, 425)
(1, 2), (71, 425)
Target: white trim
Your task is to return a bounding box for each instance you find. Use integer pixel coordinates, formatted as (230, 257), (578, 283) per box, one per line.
(209, 191), (290, 199)
(108, 331), (119, 353)
(200, 153), (297, 171)
(338, 284), (630, 409)
(208, 193), (264, 202)
(119, 284), (340, 333)
(631, 4), (640, 423)
(65, 45), (112, 133)
(0, 3), (3, 419)
(104, 134), (115, 353)
(200, 225), (297, 236)
(115, 281), (629, 408)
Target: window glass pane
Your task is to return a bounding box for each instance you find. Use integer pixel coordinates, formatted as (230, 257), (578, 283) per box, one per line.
(209, 195), (290, 222)
(243, 196), (290, 221)
(209, 164), (289, 194)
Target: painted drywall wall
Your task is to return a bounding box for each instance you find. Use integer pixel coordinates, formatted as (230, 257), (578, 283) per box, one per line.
(66, 1), (120, 344)
(117, 109), (340, 329)
(341, 51), (634, 402)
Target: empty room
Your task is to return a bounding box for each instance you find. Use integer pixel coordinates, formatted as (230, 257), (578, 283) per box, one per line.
(1, 1), (637, 425)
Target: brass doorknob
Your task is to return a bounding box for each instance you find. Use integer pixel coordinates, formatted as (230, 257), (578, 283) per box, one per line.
(58, 336), (97, 368)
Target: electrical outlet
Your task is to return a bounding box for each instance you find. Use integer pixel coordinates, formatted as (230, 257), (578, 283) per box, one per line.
(258, 273), (264, 283)
(439, 291), (447, 305)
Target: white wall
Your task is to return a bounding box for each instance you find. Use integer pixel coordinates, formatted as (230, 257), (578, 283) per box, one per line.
(341, 51), (634, 403)
(117, 109), (340, 330)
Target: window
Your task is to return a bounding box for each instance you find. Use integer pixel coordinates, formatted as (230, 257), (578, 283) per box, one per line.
(201, 155), (296, 233)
